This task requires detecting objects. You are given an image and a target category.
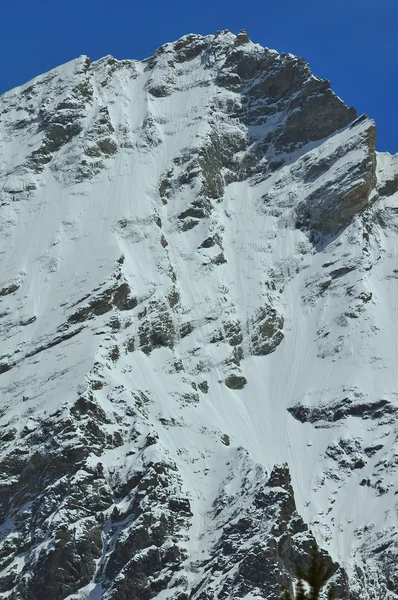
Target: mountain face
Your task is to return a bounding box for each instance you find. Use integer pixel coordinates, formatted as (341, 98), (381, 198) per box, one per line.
(0, 28), (398, 599)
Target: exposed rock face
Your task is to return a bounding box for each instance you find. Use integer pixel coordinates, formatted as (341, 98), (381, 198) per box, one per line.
(0, 29), (397, 600)
(186, 461), (350, 600)
(249, 306), (284, 355)
(296, 118), (377, 233)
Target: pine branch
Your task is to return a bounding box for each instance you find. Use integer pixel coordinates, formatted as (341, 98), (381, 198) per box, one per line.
(295, 577), (307, 600)
(280, 543), (335, 600)
(280, 586), (293, 600)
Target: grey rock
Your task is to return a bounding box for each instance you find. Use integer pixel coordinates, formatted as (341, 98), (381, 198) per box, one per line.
(225, 374), (247, 389)
(0, 284), (19, 296)
(296, 121), (376, 234)
(139, 302), (175, 354)
(249, 306), (284, 356)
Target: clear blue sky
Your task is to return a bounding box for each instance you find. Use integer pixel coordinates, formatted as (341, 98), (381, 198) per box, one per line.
(2, 0), (397, 152)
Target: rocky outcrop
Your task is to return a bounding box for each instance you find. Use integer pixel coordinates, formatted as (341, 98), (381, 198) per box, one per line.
(191, 462), (351, 600)
(0, 283), (19, 296)
(249, 306), (284, 356)
(0, 392), (192, 600)
(225, 373), (247, 389)
(288, 395), (397, 426)
(296, 119), (377, 234)
(68, 281), (137, 324)
(138, 301), (175, 354)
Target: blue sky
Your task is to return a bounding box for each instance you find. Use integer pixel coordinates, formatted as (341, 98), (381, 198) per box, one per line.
(1, 0), (397, 152)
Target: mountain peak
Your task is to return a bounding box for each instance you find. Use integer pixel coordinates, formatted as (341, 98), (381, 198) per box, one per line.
(0, 31), (397, 600)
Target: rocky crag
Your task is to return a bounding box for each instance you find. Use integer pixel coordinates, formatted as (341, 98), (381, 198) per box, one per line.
(0, 29), (397, 599)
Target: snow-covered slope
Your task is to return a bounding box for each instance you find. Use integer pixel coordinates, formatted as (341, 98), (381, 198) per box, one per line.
(0, 29), (398, 599)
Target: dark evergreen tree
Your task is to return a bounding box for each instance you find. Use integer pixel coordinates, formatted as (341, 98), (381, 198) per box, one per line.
(281, 543), (335, 600)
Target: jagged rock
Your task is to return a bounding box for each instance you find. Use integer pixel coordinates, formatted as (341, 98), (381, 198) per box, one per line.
(68, 281), (137, 323)
(225, 374), (247, 389)
(0, 284), (19, 296)
(113, 282), (137, 310)
(98, 137), (118, 155)
(249, 306), (284, 356)
(296, 121), (376, 233)
(138, 302), (175, 354)
(288, 396), (397, 426)
(378, 173), (398, 197)
(195, 462), (350, 600)
(220, 433), (230, 445)
(0, 362), (14, 374)
(235, 29), (250, 45)
(211, 320), (243, 346)
(198, 381), (209, 393)
(199, 236), (216, 248)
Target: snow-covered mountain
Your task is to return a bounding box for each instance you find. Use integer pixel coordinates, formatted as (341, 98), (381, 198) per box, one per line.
(0, 29), (398, 599)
